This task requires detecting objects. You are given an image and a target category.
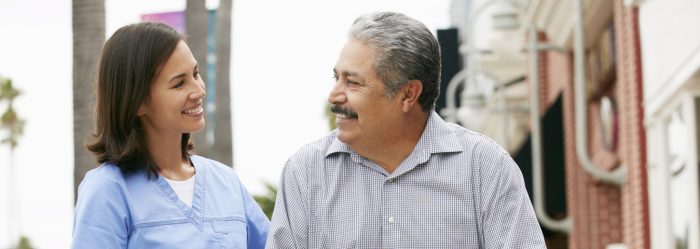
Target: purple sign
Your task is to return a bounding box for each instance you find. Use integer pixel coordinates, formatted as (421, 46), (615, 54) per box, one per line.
(141, 11), (185, 34)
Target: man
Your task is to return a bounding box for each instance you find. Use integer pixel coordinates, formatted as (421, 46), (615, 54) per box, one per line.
(266, 11), (545, 249)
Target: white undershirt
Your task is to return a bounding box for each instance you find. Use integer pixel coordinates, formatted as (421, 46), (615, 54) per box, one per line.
(164, 175), (195, 207)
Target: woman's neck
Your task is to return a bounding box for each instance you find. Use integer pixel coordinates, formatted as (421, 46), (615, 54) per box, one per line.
(144, 129), (194, 180)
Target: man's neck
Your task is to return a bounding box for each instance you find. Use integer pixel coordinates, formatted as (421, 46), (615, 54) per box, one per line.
(351, 112), (429, 174)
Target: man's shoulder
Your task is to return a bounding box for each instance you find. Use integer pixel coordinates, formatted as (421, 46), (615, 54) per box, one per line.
(441, 121), (506, 154)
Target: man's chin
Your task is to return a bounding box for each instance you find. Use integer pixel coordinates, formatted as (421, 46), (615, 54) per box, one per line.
(335, 130), (354, 144)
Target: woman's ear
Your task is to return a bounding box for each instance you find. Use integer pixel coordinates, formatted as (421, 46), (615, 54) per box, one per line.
(401, 80), (423, 113)
(137, 103), (147, 116)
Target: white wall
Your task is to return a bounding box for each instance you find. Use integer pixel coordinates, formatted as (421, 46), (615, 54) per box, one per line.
(640, 2), (700, 247)
(639, 0), (700, 118)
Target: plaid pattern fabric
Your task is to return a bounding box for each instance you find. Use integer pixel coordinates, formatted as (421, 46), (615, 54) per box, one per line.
(266, 112), (546, 249)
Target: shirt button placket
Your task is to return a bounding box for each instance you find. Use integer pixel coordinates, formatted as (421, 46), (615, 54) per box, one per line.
(382, 177), (398, 248)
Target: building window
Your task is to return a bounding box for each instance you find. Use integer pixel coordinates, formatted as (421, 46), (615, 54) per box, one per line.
(666, 104), (690, 249)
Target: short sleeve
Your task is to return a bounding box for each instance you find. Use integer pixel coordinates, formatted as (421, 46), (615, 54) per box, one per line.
(265, 159), (309, 249)
(479, 152), (546, 248)
(71, 168), (130, 249)
(237, 174), (271, 249)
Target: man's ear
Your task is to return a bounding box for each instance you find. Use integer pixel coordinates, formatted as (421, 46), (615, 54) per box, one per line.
(400, 80), (423, 113)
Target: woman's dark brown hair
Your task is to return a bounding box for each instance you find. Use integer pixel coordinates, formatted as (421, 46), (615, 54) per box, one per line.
(87, 22), (193, 175)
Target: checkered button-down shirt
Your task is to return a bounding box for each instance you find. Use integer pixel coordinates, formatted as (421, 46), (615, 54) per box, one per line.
(266, 112), (546, 249)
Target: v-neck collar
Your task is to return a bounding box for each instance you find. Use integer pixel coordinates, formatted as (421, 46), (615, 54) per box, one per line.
(154, 155), (206, 231)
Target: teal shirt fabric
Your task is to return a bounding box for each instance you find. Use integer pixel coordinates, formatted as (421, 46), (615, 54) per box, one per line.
(72, 155), (269, 249)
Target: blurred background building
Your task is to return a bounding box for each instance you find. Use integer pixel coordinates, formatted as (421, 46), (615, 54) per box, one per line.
(440, 0), (700, 248)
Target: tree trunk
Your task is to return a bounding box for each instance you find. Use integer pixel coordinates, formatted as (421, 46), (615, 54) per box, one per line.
(185, 0), (212, 157)
(72, 0), (104, 203)
(214, 0), (233, 167)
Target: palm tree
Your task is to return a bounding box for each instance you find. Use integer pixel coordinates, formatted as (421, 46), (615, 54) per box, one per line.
(185, 0), (212, 157)
(72, 0), (105, 202)
(0, 77), (26, 248)
(0, 78), (23, 148)
(214, 0), (233, 166)
(12, 235), (35, 249)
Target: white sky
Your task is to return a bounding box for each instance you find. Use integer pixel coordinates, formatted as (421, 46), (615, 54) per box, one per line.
(0, 0), (451, 248)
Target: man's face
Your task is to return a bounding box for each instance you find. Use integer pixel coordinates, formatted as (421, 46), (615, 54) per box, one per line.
(328, 38), (403, 147)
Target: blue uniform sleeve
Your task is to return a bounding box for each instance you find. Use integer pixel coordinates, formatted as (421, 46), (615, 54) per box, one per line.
(71, 168), (130, 249)
(239, 178), (271, 249)
(479, 152), (546, 249)
(265, 160), (308, 249)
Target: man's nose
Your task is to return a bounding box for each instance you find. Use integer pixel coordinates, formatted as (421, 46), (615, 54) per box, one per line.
(327, 82), (346, 105)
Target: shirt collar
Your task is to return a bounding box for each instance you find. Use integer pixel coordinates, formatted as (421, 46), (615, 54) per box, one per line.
(325, 131), (352, 157)
(324, 111), (462, 158)
(415, 111), (462, 155)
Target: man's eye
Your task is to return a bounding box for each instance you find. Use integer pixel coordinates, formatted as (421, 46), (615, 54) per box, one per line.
(194, 71), (200, 79)
(347, 80), (358, 85)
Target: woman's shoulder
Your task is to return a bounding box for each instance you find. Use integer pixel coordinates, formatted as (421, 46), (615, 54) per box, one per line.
(190, 155), (246, 187)
(191, 155), (231, 172)
(81, 163), (125, 186)
(190, 155), (241, 180)
(76, 163), (131, 203)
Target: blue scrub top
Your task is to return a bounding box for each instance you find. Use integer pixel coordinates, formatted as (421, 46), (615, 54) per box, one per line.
(72, 155), (270, 249)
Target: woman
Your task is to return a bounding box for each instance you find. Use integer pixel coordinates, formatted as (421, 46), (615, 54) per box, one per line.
(71, 22), (269, 249)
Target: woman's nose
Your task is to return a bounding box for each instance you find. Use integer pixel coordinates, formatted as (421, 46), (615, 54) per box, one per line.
(190, 81), (206, 100)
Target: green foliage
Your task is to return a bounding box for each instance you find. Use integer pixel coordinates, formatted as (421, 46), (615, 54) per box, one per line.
(8, 235), (35, 249)
(0, 77), (25, 150)
(325, 103), (336, 131)
(0, 78), (20, 101)
(253, 182), (277, 219)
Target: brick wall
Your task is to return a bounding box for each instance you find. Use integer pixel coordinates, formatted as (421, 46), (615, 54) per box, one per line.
(527, 1), (649, 248)
(613, 0), (650, 248)
(552, 48), (624, 249)
(535, 27), (627, 249)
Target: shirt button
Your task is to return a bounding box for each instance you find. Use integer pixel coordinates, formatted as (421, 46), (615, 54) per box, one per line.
(388, 216), (396, 223)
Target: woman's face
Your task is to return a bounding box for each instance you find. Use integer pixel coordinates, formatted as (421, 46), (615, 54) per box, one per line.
(138, 40), (206, 136)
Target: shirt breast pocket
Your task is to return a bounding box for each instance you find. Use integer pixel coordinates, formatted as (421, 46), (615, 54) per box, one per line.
(211, 219), (247, 249)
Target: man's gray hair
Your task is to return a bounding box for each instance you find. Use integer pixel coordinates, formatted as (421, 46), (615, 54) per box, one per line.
(349, 11), (442, 112)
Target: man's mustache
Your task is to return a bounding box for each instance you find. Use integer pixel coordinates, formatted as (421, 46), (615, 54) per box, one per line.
(330, 105), (358, 119)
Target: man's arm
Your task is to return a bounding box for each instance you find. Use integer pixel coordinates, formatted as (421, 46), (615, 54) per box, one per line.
(265, 160), (309, 249)
(480, 152), (546, 249)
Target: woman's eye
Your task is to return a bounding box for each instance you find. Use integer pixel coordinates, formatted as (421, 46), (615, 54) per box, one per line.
(194, 71), (200, 79)
(174, 81), (184, 88)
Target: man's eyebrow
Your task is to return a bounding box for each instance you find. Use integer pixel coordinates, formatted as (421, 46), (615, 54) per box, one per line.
(341, 70), (365, 81)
